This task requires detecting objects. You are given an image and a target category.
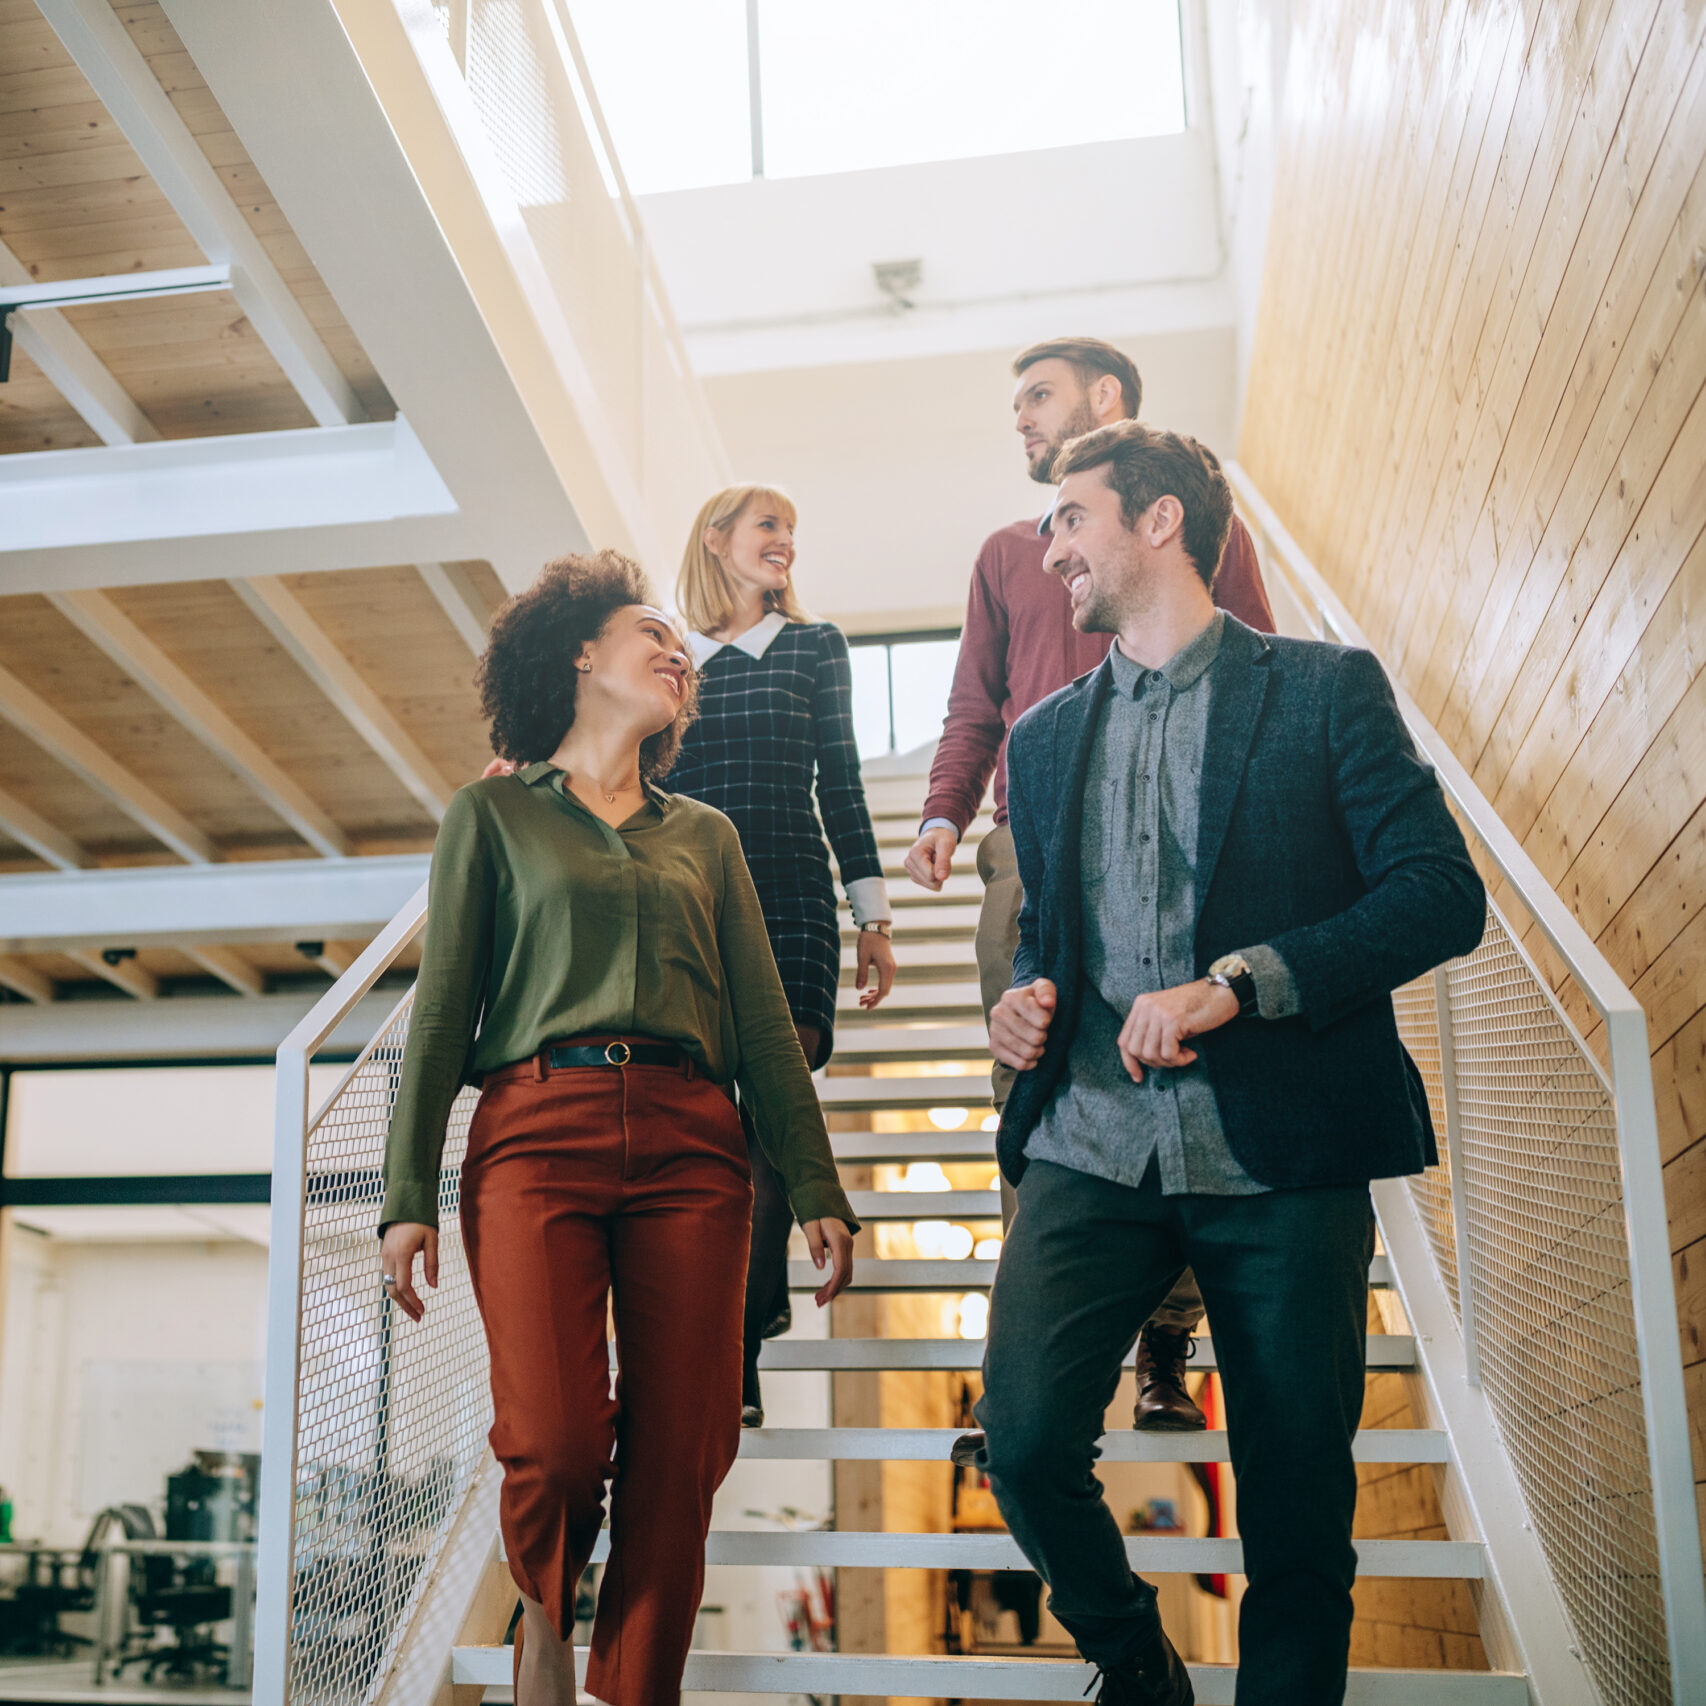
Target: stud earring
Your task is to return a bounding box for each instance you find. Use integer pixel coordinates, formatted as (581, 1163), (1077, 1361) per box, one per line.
(577, 662), (592, 673)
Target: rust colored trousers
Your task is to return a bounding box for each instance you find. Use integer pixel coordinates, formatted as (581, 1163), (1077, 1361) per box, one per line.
(460, 1043), (752, 1706)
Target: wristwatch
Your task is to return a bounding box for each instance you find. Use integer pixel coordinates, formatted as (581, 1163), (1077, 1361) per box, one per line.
(1205, 952), (1258, 1017)
(858, 920), (892, 937)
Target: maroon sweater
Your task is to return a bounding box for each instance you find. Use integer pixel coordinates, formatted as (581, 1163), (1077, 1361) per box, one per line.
(920, 512), (1277, 832)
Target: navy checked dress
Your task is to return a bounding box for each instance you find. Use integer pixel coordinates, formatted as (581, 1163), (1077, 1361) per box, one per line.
(670, 615), (887, 1066)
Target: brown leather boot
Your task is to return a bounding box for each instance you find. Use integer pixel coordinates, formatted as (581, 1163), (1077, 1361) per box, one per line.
(1133, 1325), (1207, 1431)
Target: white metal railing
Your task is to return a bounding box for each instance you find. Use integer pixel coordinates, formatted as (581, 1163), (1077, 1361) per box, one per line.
(1229, 462), (1706, 1706)
(255, 885), (463, 1706)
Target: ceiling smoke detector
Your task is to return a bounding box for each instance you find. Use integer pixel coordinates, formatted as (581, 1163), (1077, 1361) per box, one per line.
(873, 258), (923, 311)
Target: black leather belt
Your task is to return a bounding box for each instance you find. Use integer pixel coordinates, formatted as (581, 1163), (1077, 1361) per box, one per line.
(545, 1040), (687, 1071)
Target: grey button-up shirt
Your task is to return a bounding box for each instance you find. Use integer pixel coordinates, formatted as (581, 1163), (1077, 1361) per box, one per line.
(1025, 613), (1294, 1194)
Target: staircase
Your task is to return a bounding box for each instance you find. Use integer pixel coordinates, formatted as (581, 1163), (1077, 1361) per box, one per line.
(256, 481), (1705, 1706)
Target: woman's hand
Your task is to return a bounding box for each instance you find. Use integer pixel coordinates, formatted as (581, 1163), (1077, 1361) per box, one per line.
(855, 929), (896, 1010)
(380, 1222), (439, 1322)
(803, 1218), (855, 1307)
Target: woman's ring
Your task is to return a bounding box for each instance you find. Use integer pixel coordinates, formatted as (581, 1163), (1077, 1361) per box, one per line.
(382, 1275), (397, 1287)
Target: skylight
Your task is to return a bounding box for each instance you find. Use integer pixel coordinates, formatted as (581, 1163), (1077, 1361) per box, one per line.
(568, 0), (1187, 196)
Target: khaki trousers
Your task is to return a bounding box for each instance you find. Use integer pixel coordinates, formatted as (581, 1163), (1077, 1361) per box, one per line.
(973, 821), (1204, 1333)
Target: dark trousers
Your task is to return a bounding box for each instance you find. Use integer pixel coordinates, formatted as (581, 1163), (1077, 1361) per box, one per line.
(461, 1051), (752, 1706)
(740, 1103), (795, 1407)
(974, 1158), (1374, 1705)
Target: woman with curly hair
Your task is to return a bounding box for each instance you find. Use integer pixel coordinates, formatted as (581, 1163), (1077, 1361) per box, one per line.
(378, 550), (857, 1706)
(668, 484), (895, 1429)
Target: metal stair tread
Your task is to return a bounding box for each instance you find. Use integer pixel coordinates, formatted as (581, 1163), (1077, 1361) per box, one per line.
(735, 1426), (1446, 1463)
(843, 1188), (999, 1218)
(515, 1530), (1477, 1575)
(455, 1648), (1525, 1701)
(790, 1254), (1394, 1289)
(840, 937), (978, 971)
(752, 1332), (1417, 1372)
(828, 1129), (998, 1159)
(828, 1025), (995, 1062)
(835, 979), (983, 1013)
(816, 1075), (993, 1110)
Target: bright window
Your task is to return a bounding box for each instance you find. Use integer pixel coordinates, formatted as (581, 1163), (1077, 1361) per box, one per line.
(567, 0), (753, 195)
(568, 0), (1185, 195)
(757, 0), (1185, 179)
(850, 633), (960, 759)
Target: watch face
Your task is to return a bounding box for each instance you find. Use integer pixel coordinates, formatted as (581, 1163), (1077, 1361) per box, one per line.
(1209, 953), (1251, 979)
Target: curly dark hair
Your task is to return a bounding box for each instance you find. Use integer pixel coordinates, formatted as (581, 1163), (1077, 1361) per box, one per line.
(476, 549), (698, 776)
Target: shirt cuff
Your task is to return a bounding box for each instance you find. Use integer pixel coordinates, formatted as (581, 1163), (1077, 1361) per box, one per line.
(920, 816), (960, 841)
(845, 875), (892, 926)
(1240, 945), (1301, 1019)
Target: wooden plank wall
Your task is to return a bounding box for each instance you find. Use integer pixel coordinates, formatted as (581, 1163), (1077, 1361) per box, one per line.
(1239, 0), (1706, 1576)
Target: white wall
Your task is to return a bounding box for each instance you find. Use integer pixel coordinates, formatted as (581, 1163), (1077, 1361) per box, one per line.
(703, 328), (1240, 631)
(0, 1225), (268, 1546)
(643, 132), (1227, 379)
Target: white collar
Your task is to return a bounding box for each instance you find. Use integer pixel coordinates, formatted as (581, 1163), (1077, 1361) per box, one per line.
(690, 609), (789, 664)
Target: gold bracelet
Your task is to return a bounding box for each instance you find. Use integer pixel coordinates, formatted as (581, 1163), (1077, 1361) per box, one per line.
(858, 920), (892, 937)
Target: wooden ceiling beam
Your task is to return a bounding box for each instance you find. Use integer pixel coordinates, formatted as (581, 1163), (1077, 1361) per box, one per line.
(0, 855), (425, 955)
(0, 238), (160, 448)
(0, 957), (55, 1005)
(36, 0), (365, 430)
(0, 665), (216, 864)
(66, 949), (159, 1000)
(417, 561), (491, 658)
(184, 945), (265, 998)
(231, 576), (454, 822)
(0, 784), (93, 872)
(48, 588), (354, 859)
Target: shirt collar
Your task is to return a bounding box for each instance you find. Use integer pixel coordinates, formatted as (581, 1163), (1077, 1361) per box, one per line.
(689, 609), (789, 664)
(1109, 610), (1227, 699)
(514, 761), (669, 814)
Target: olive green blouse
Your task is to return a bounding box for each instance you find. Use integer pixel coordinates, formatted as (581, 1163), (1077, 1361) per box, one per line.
(379, 762), (858, 1234)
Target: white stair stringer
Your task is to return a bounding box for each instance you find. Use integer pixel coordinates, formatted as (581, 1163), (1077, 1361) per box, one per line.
(453, 1646), (1530, 1702)
(1374, 1177), (1606, 1704)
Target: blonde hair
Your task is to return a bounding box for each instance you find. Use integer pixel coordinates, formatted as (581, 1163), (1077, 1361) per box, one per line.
(677, 483), (811, 636)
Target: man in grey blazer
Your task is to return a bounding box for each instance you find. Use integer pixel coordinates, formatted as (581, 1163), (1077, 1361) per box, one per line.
(974, 421), (1485, 1705)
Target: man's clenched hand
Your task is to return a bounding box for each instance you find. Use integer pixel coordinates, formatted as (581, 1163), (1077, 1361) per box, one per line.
(903, 825), (958, 891)
(990, 978), (1058, 1071)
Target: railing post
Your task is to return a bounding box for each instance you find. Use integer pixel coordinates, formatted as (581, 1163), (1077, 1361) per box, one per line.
(1433, 964), (1479, 1388)
(1607, 1011), (1706, 1701)
(252, 1041), (310, 1706)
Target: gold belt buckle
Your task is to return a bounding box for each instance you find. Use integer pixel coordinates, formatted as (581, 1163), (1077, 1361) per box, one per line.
(603, 1041), (631, 1066)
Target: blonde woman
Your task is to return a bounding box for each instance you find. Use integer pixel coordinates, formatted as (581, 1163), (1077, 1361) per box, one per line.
(669, 485), (896, 1426)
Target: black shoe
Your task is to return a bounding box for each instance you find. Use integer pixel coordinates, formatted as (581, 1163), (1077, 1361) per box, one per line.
(761, 1298), (793, 1339)
(1133, 1325), (1207, 1432)
(740, 1402), (764, 1429)
(949, 1429), (986, 1468)
(1089, 1624), (1193, 1705)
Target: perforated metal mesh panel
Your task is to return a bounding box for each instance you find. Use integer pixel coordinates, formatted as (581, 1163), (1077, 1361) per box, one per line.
(1406, 909), (1667, 1706)
(465, 0), (571, 211)
(285, 993), (490, 1706)
(1392, 977), (1457, 1315)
